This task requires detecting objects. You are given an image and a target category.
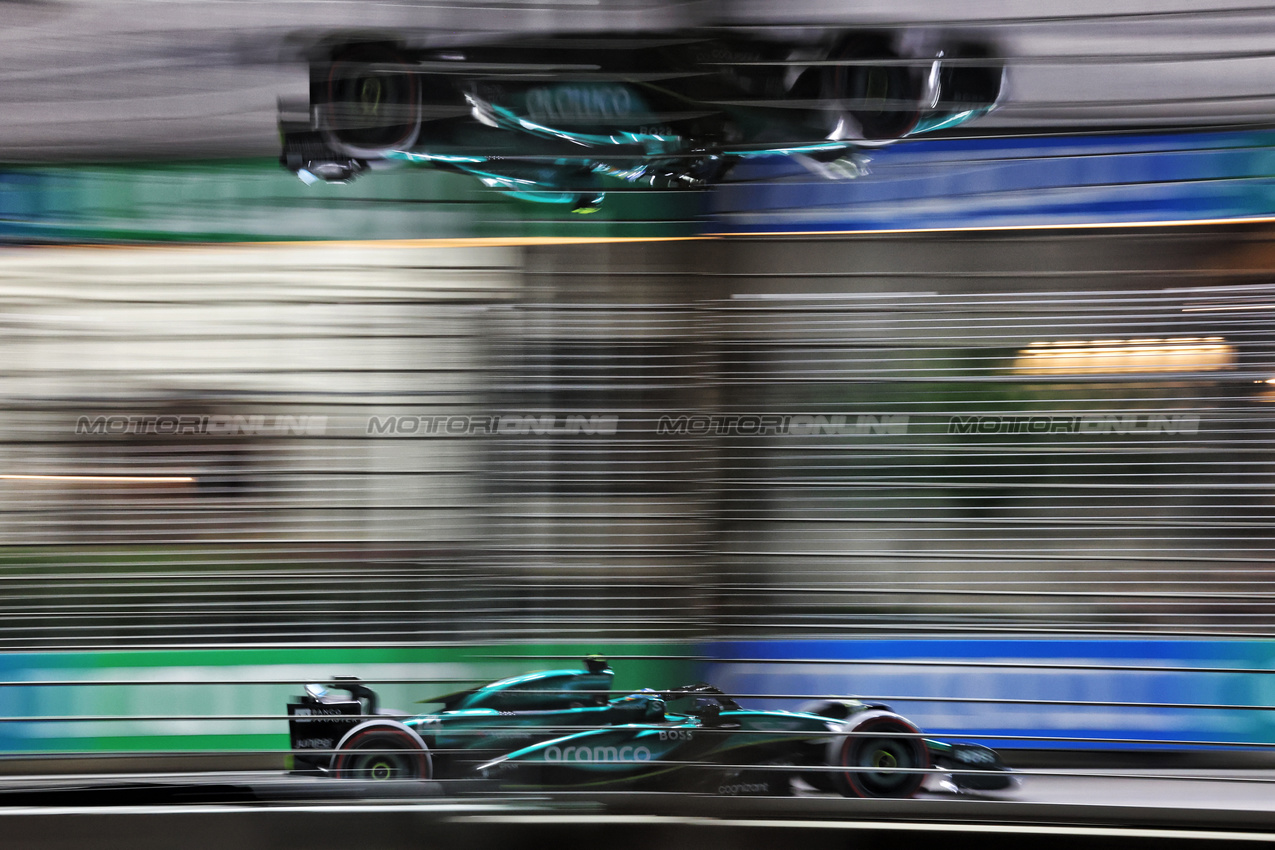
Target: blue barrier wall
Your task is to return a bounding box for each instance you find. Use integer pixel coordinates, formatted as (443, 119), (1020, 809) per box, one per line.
(702, 640), (1275, 750)
(714, 129), (1275, 232)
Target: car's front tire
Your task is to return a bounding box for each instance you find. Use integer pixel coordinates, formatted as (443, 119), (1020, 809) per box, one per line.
(823, 34), (926, 142)
(331, 719), (432, 781)
(322, 45), (422, 158)
(832, 711), (928, 798)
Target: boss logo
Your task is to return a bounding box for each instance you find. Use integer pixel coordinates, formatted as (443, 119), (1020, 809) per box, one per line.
(658, 730), (693, 741)
(954, 748), (997, 765)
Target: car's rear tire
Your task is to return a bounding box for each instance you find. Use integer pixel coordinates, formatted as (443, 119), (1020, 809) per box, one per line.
(832, 712), (927, 798)
(323, 45), (422, 157)
(331, 720), (432, 781)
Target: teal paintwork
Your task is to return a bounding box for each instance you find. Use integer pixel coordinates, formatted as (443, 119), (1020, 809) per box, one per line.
(422, 667), (616, 711)
(402, 664), (622, 767)
(477, 706), (845, 791)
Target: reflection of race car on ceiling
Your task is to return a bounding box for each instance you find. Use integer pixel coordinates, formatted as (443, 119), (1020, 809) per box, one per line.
(287, 657), (1013, 796)
(279, 29), (1004, 211)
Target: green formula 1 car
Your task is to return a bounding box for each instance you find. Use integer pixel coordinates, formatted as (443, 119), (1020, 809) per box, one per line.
(287, 657), (1012, 797)
(280, 28), (1003, 210)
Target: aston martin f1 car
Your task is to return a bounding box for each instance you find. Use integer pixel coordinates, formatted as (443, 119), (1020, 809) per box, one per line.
(287, 657), (1012, 797)
(279, 28), (1003, 210)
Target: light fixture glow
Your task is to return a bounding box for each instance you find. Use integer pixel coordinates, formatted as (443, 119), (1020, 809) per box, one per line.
(1012, 337), (1236, 376)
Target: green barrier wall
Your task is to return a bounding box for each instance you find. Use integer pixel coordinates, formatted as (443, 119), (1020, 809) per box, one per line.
(0, 645), (695, 755)
(0, 160), (705, 242)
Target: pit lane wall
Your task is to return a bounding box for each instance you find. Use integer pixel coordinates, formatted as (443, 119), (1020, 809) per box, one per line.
(701, 640), (1275, 752)
(0, 645), (693, 757)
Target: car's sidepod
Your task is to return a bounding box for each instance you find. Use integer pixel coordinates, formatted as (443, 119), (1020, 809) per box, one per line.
(479, 723), (708, 789)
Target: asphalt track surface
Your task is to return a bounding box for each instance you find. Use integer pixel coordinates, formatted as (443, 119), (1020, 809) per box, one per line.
(0, 770), (1274, 849)
(2, 767), (1275, 813)
(3, 0), (1275, 160)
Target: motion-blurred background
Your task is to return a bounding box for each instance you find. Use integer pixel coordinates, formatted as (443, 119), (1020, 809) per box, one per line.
(0, 0), (1274, 778)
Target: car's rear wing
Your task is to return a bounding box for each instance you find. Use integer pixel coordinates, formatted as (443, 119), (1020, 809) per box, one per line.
(286, 678), (380, 773)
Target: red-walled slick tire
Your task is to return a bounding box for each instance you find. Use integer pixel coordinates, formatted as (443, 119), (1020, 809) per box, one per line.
(832, 711), (928, 798)
(323, 46), (421, 157)
(331, 720), (432, 781)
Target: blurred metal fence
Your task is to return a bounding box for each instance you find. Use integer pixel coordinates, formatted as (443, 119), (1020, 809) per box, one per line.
(697, 226), (1275, 639)
(0, 226), (1271, 648)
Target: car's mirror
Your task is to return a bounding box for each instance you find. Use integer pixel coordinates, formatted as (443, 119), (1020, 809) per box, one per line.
(699, 702), (723, 726)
